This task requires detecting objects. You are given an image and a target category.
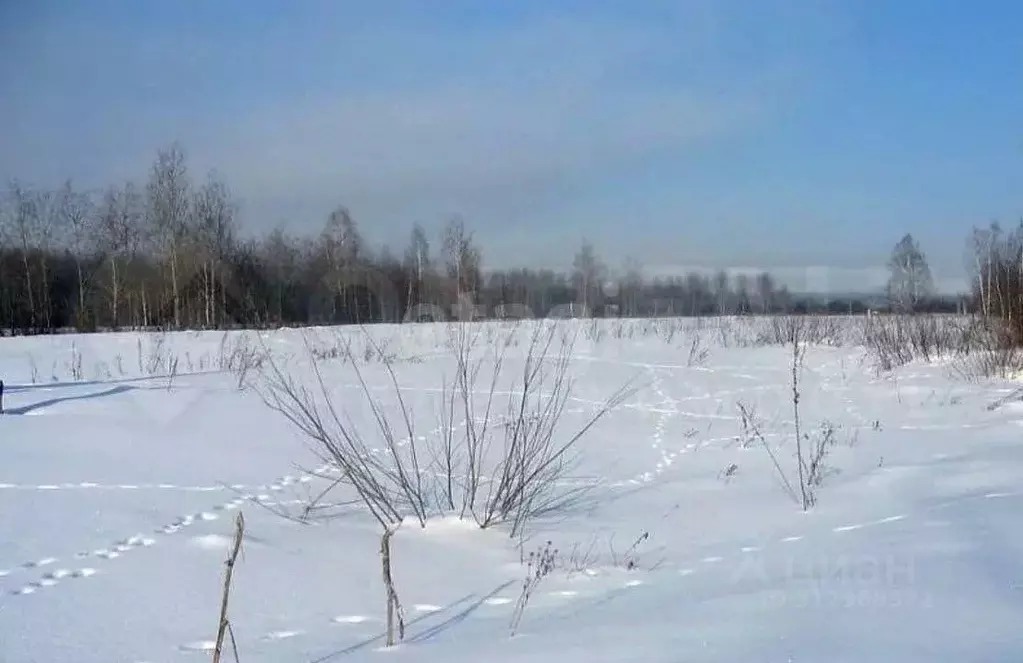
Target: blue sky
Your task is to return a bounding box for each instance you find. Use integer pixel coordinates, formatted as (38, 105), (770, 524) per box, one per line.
(2, 1), (1022, 293)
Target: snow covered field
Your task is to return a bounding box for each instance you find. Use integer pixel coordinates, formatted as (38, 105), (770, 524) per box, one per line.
(2, 317), (1022, 662)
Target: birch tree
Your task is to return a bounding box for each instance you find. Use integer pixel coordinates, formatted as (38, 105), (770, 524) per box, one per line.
(886, 233), (933, 312)
(320, 206), (363, 320)
(571, 239), (605, 314)
(98, 183), (143, 329)
(147, 144), (191, 328)
(7, 181), (39, 328)
(403, 223), (432, 313)
(441, 216), (482, 318)
(56, 180), (95, 328)
(191, 173), (236, 327)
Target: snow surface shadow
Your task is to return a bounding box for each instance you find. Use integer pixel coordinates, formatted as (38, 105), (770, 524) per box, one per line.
(309, 582), (513, 661)
(3, 369), (226, 393)
(406, 580), (516, 644)
(4, 384), (135, 415)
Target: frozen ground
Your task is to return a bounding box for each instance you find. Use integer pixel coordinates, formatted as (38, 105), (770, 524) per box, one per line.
(1, 318), (1022, 662)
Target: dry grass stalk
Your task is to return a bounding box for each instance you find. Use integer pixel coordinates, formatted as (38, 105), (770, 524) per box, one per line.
(381, 526), (405, 646)
(212, 512), (245, 663)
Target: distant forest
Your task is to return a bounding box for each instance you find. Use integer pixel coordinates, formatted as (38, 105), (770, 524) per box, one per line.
(0, 144), (1002, 335)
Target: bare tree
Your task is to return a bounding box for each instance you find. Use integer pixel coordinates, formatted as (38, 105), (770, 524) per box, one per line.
(0, 196), (8, 325)
(441, 216), (483, 319)
(755, 272), (776, 314)
(0, 138), (973, 332)
(967, 220), (1023, 344)
(403, 223), (432, 315)
(571, 239), (605, 315)
(98, 183), (143, 329)
(34, 188), (58, 329)
(712, 270), (731, 316)
(619, 256), (643, 316)
(734, 273), (753, 314)
(7, 183), (31, 326)
(887, 233), (933, 312)
(191, 173), (236, 328)
(56, 180), (95, 328)
(262, 227), (299, 324)
(320, 206), (364, 321)
(685, 272), (709, 315)
(4, 181), (56, 329)
(97, 187), (123, 327)
(146, 144), (191, 328)
(968, 226), (994, 317)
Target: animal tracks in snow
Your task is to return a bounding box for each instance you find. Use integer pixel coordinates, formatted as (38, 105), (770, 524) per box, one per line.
(616, 367), (687, 487)
(1, 531), (159, 596)
(176, 577), (654, 655)
(0, 481), (252, 492)
(0, 472), (317, 598)
(175, 491), (1023, 655)
(333, 614), (375, 625)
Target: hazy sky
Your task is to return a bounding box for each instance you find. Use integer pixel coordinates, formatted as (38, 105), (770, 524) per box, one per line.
(3, 1), (1022, 293)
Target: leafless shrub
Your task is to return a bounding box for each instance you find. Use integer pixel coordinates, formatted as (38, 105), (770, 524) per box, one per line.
(556, 530), (657, 578)
(166, 356), (180, 391)
(737, 400), (800, 506)
(136, 336), (145, 374)
(216, 331), (231, 369)
(752, 315), (845, 347)
(804, 421), (839, 496)
(790, 326), (810, 509)
(257, 322), (634, 644)
(609, 531), (650, 570)
(663, 318), (686, 344)
(305, 330), (400, 365)
(257, 339), (418, 647)
(686, 330), (709, 367)
(433, 321), (504, 517)
(735, 401), (758, 450)
(862, 314), (976, 372)
(258, 340), (429, 528)
(951, 321), (1023, 380)
(562, 536), (600, 576)
(737, 399), (839, 511)
(137, 332), (170, 376)
(304, 333), (344, 362)
(67, 342), (84, 381)
(217, 333), (266, 389)
(444, 322), (639, 536)
(509, 540), (557, 636)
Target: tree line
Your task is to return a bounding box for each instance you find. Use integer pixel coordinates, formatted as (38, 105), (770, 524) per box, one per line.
(0, 144), (994, 336)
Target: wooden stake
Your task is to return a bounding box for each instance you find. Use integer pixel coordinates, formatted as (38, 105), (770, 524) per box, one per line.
(213, 512), (245, 663)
